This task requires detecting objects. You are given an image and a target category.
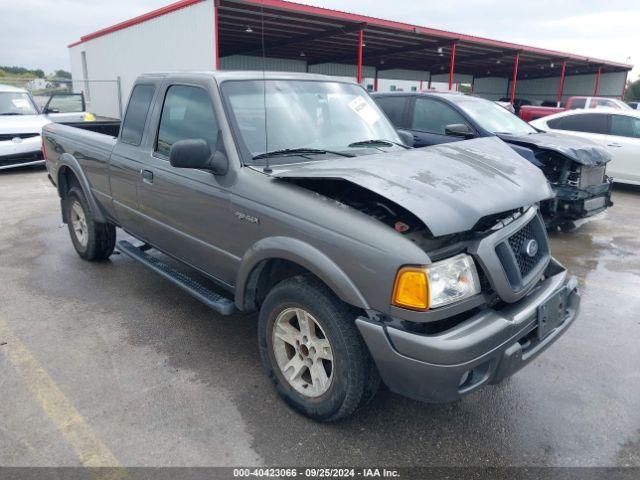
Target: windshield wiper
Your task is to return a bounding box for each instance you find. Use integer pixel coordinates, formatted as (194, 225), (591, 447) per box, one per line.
(0, 112), (25, 116)
(252, 148), (355, 160)
(348, 139), (409, 149)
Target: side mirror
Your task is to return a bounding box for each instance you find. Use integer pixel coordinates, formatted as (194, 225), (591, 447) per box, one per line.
(445, 123), (475, 139)
(169, 138), (228, 175)
(396, 129), (414, 147)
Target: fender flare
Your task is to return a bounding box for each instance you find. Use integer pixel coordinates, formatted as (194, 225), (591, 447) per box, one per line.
(235, 236), (369, 311)
(56, 153), (107, 223)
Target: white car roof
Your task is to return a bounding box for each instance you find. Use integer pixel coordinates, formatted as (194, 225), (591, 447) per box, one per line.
(0, 83), (27, 93)
(532, 107), (640, 126)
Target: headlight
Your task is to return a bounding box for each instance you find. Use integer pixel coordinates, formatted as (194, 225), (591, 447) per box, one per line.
(392, 254), (481, 311)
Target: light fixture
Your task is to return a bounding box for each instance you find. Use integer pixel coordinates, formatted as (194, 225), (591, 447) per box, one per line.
(496, 60), (501, 64)
(487, 70), (491, 74)
(362, 42), (366, 47)
(380, 59), (385, 65)
(299, 50), (306, 57)
(550, 62), (555, 68)
(245, 26), (253, 33)
(440, 65), (444, 70)
(437, 47), (443, 57)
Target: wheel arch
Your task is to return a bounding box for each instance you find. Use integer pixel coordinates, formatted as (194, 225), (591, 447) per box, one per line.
(56, 155), (107, 224)
(235, 237), (369, 312)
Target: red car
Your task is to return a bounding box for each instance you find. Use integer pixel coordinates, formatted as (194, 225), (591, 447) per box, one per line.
(519, 96), (632, 122)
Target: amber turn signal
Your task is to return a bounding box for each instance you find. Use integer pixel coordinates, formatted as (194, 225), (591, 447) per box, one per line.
(392, 267), (429, 311)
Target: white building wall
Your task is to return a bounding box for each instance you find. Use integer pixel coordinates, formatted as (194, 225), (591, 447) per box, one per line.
(69, 0), (215, 118)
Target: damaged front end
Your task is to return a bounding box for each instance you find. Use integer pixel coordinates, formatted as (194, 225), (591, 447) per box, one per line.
(535, 150), (613, 226)
(501, 132), (613, 228)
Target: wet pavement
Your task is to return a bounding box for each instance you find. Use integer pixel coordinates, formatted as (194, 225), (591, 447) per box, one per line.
(1, 167), (639, 468)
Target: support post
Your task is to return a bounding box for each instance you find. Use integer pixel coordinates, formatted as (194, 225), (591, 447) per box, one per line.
(448, 41), (457, 91)
(510, 51), (520, 105)
(116, 76), (123, 120)
(428, 71), (432, 90)
(213, 0), (220, 70)
(556, 60), (566, 105)
(621, 70), (629, 100)
(374, 68), (378, 92)
(593, 66), (602, 96)
(471, 76), (475, 94)
(356, 30), (364, 85)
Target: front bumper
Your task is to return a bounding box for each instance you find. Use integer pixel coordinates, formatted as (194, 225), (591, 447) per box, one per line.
(357, 258), (579, 403)
(0, 135), (44, 170)
(552, 177), (613, 220)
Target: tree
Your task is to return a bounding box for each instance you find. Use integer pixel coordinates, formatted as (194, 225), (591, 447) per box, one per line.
(624, 78), (640, 102)
(54, 69), (72, 79)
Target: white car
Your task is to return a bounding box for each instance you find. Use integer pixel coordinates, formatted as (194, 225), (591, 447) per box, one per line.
(0, 84), (50, 170)
(531, 108), (640, 185)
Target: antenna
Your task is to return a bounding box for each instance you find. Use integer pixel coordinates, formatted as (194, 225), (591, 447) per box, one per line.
(260, 0), (272, 173)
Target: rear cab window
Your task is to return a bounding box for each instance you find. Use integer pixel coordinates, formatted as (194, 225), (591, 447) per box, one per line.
(120, 84), (155, 145)
(155, 85), (218, 158)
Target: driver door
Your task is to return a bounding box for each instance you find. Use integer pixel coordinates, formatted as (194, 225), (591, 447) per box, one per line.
(137, 82), (237, 285)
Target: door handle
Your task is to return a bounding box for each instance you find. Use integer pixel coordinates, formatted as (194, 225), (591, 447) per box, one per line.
(141, 169), (154, 184)
(607, 143), (622, 147)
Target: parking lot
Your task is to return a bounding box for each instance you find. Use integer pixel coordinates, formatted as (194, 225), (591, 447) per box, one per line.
(1, 167), (639, 468)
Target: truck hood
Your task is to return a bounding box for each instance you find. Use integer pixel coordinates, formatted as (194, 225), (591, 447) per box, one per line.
(272, 137), (553, 237)
(0, 115), (50, 135)
(497, 131), (611, 166)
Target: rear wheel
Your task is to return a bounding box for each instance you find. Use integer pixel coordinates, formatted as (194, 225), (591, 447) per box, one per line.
(258, 275), (379, 421)
(65, 187), (116, 261)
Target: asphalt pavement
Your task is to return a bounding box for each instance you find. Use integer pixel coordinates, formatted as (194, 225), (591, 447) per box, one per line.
(1, 167), (639, 469)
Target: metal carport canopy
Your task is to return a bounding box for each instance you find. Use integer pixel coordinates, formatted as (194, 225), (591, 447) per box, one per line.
(216, 0), (630, 84)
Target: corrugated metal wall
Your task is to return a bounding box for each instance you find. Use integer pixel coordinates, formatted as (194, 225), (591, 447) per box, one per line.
(511, 71), (627, 103)
(221, 55), (306, 72)
(473, 77), (509, 100)
(69, 0), (215, 118)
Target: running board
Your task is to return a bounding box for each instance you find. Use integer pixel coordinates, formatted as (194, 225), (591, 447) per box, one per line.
(116, 240), (237, 315)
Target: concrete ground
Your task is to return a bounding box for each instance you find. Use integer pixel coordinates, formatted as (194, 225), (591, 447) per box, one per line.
(1, 167), (639, 468)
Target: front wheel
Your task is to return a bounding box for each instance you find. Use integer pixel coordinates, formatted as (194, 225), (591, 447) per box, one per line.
(258, 275), (379, 421)
(65, 187), (116, 261)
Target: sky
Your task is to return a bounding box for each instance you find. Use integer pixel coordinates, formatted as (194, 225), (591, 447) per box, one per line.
(1, 0), (639, 79)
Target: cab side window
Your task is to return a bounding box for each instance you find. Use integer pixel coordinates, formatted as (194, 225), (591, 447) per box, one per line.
(156, 85), (218, 158)
(610, 115), (640, 139)
(121, 84), (155, 146)
(411, 98), (468, 135)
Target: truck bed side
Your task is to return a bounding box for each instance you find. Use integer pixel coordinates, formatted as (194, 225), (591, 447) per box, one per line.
(42, 122), (119, 223)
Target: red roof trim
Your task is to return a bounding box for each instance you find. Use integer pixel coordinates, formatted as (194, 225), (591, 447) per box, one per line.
(67, 0), (632, 70)
(67, 0), (203, 48)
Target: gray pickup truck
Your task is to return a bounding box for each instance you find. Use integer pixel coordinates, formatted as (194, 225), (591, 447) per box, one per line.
(43, 72), (579, 421)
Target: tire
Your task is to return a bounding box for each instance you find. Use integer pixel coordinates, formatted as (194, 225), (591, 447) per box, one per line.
(258, 275), (380, 422)
(65, 187), (116, 261)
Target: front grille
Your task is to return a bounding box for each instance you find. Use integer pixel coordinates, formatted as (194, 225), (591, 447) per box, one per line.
(494, 213), (550, 292)
(508, 220), (544, 278)
(578, 165), (605, 189)
(0, 133), (39, 142)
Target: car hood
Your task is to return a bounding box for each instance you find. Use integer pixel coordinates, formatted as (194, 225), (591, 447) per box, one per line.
(497, 131), (611, 166)
(272, 137), (553, 237)
(0, 115), (50, 135)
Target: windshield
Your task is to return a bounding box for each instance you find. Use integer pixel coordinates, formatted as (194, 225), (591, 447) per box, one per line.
(456, 97), (537, 136)
(0, 92), (38, 115)
(221, 80), (402, 164)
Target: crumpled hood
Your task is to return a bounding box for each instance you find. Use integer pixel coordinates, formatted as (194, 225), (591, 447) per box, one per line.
(0, 115), (50, 135)
(273, 137), (553, 236)
(498, 131), (611, 166)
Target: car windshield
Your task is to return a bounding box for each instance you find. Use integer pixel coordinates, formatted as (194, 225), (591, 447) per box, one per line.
(455, 97), (537, 136)
(221, 80), (403, 164)
(0, 92), (38, 115)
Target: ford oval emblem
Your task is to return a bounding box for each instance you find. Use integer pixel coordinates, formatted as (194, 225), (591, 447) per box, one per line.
(12, 137), (23, 144)
(524, 239), (539, 257)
